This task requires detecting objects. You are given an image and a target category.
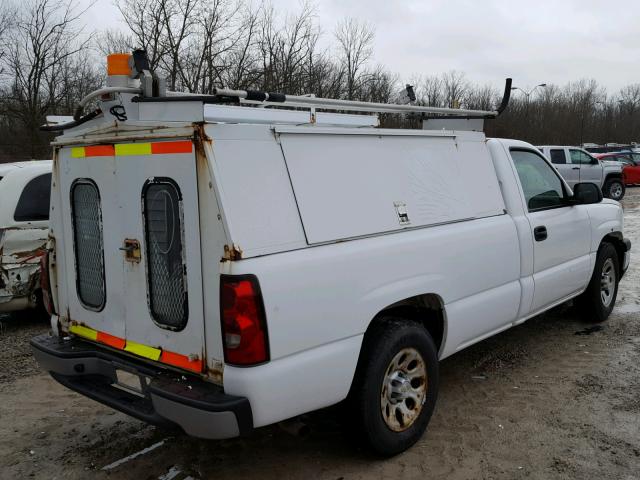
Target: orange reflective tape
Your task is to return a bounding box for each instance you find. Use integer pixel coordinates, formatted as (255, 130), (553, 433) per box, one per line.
(84, 145), (115, 157)
(151, 141), (193, 155)
(160, 350), (203, 373)
(97, 331), (126, 350)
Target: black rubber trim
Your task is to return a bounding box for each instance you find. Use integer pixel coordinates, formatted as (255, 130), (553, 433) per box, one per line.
(623, 238), (631, 252)
(267, 92), (286, 102)
(496, 78), (512, 114)
(424, 77), (511, 120)
(40, 109), (102, 132)
(245, 90), (267, 101)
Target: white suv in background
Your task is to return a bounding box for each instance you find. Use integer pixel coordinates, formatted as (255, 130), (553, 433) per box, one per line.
(539, 146), (625, 200)
(0, 161), (52, 315)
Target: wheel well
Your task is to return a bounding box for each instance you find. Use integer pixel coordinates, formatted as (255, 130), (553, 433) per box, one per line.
(601, 233), (626, 273)
(604, 173), (622, 183)
(367, 294), (445, 352)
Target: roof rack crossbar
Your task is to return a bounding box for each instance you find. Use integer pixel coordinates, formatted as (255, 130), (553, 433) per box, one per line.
(143, 78), (512, 119)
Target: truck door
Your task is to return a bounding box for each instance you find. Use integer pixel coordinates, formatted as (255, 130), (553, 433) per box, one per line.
(58, 139), (206, 367)
(570, 149), (602, 186)
(510, 149), (592, 313)
(549, 148), (578, 187)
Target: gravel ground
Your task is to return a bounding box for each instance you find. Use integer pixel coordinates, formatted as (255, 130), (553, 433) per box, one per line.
(1, 189), (639, 480)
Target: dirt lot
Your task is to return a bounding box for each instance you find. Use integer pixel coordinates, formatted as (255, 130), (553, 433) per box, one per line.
(1, 191), (639, 480)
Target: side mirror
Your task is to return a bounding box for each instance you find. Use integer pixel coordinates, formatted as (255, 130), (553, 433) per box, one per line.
(572, 182), (603, 205)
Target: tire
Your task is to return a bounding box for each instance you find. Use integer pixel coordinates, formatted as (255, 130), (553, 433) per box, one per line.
(348, 317), (439, 456)
(603, 178), (625, 201)
(577, 242), (619, 322)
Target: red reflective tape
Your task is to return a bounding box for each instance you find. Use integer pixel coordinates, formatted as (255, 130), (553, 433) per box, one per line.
(97, 331), (126, 350)
(84, 145), (115, 157)
(160, 350), (203, 373)
(151, 141), (193, 155)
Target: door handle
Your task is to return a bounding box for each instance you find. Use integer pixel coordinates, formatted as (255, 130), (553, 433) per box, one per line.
(534, 226), (547, 241)
(572, 167), (580, 170)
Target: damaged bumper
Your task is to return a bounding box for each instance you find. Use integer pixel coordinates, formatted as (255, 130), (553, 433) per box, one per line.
(30, 333), (253, 439)
(0, 263), (41, 313)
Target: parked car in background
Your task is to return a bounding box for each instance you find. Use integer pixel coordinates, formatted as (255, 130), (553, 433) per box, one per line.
(0, 161), (52, 315)
(595, 152), (640, 185)
(538, 146), (625, 200)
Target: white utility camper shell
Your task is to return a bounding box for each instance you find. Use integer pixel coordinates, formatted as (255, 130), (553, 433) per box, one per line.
(32, 53), (629, 456)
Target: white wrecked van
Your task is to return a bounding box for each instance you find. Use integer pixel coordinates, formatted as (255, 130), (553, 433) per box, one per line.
(0, 161), (52, 314)
(32, 51), (630, 455)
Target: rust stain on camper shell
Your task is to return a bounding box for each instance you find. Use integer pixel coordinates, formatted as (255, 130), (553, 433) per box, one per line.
(222, 244), (243, 262)
(207, 359), (224, 384)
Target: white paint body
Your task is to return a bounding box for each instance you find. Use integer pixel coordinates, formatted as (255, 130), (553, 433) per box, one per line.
(48, 100), (626, 429)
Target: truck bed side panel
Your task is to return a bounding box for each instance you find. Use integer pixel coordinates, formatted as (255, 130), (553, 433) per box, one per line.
(225, 214), (520, 426)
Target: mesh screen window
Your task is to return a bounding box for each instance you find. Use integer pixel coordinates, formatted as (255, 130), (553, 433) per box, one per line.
(71, 180), (106, 310)
(143, 180), (188, 330)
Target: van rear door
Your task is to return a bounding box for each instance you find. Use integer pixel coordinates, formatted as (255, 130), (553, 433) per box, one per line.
(57, 139), (205, 369)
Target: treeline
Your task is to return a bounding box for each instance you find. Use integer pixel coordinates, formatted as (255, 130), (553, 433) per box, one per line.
(1, 0), (640, 160)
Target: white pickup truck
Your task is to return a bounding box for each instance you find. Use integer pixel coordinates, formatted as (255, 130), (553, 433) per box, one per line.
(32, 52), (631, 456)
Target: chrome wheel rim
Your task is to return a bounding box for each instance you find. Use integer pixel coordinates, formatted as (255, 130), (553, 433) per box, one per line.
(611, 183), (623, 199)
(380, 348), (427, 432)
(600, 258), (616, 307)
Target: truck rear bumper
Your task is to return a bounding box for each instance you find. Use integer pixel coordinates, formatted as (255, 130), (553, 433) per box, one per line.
(30, 334), (252, 439)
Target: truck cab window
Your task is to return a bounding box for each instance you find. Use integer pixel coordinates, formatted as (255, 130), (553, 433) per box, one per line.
(570, 150), (595, 165)
(13, 173), (52, 221)
(511, 150), (566, 211)
(549, 149), (566, 164)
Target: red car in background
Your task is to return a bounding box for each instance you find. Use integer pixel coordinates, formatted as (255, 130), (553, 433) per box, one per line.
(595, 152), (640, 185)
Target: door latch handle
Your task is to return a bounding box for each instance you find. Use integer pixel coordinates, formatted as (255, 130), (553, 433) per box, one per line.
(534, 226), (547, 241)
(121, 239), (141, 262)
(571, 167), (580, 170)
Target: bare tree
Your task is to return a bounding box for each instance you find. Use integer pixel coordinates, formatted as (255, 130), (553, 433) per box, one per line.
(334, 18), (374, 99)
(0, 2), (17, 76)
(441, 70), (468, 108)
(1, 0), (95, 157)
(417, 75), (444, 107)
(116, 0), (167, 71)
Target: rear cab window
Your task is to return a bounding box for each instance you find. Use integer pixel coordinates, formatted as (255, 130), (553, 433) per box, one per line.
(14, 173), (52, 222)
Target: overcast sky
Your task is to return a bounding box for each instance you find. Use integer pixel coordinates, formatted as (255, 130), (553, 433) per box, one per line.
(82, 0), (640, 94)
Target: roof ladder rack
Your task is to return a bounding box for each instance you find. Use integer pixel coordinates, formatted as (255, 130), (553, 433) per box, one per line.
(133, 78), (513, 120)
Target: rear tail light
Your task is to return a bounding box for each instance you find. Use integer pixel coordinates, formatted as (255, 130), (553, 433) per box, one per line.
(220, 275), (269, 366)
(40, 250), (55, 316)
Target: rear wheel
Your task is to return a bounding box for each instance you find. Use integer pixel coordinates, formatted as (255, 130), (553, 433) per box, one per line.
(577, 242), (619, 322)
(348, 317), (439, 456)
(603, 178), (625, 201)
